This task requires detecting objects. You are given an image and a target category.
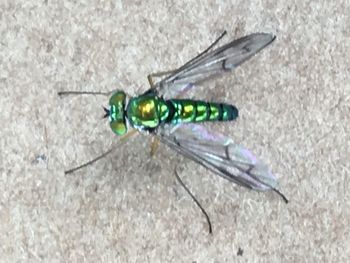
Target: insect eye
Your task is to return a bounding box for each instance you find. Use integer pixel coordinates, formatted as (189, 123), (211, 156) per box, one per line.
(109, 91), (127, 135)
(110, 120), (127, 135)
(109, 91), (126, 106)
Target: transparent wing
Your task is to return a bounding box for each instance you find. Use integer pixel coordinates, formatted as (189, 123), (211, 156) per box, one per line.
(157, 124), (287, 201)
(154, 33), (275, 99)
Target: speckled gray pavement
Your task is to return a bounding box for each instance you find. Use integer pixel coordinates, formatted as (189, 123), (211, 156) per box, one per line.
(1, 1), (349, 262)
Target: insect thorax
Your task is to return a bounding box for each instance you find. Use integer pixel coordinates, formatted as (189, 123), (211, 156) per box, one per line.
(126, 94), (169, 130)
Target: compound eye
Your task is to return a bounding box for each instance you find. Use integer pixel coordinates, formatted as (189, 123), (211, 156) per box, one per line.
(109, 91), (127, 136)
(110, 120), (127, 135)
(109, 91), (126, 106)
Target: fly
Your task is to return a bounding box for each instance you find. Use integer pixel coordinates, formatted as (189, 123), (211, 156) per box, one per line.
(59, 31), (288, 234)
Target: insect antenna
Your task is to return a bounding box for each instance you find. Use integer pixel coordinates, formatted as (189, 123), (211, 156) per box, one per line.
(175, 170), (212, 234)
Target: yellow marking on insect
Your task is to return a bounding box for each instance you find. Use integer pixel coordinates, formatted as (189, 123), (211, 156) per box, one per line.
(139, 100), (155, 117)
(183, 104), (194, 114)
(181, 103), (195, 121)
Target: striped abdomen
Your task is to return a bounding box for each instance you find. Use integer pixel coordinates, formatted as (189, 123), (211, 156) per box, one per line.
(166, 99), (238, 124)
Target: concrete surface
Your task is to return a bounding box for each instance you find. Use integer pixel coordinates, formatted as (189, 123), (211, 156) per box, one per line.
(0, 0), (349, 262)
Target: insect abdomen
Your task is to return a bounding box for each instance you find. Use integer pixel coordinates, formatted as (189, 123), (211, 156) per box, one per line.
(168, 99), (238, 124)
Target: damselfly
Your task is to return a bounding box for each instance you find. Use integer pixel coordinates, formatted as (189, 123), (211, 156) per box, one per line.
(59, 31), (288, 233)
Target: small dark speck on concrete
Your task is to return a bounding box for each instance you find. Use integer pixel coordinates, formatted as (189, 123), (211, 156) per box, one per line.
(237, 247), (243, 256)
(32, 154), (47, 165)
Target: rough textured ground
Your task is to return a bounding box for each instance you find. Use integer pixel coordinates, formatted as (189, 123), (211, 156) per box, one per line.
(1, 0), (349, 262)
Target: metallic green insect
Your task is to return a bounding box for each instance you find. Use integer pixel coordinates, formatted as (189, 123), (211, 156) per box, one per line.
(59, 31), (288, 233)
(108, 89), (238, 135)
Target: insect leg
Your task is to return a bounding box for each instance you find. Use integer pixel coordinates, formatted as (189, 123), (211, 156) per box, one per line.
(64, 130), (138, 174)
(272, 188), (289, 204)
(64, 147), (114, 174)
(150, 137), (160, 157)
(58, 90), (133, 98)
(58, 91), (112, 97)
(175, 169), (212, 234)
(147, 70), (176, 88)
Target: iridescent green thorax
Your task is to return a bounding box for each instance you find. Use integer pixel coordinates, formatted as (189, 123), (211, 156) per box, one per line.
(126, 94), (169, 130)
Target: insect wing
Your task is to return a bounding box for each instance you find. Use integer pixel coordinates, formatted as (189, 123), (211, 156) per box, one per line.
(157, 124), (278, 191)
(155, 33), (275, 99)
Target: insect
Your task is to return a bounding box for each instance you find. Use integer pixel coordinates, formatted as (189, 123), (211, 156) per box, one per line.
(59, 31), (288, 233)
